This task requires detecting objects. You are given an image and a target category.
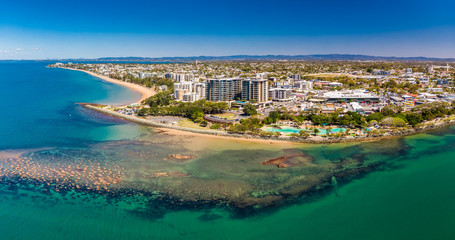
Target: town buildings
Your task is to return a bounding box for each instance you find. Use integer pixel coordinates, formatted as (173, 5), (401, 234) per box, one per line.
(166, 73), (194, 82)
(58, 61), (454, 116)
(174, 81), (206, 102)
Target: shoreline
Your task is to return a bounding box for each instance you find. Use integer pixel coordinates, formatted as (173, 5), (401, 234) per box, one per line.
(81, 104), (455, 144)
(61, 67), (155, 104)
(60, 66), (455, 144)
(81, 104), (294, 145)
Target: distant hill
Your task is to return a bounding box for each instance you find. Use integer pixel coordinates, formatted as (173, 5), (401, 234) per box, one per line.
(89, 54), (455, 62)
(4, 54), (455, 62)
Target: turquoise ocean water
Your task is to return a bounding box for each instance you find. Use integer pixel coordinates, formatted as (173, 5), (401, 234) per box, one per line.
(0, 62), (454, 239)
(0, 61), (143, 149)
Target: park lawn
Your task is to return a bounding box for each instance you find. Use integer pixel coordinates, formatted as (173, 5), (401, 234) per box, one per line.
(213, 113), (236, 119)
(178, 119), (211, 130)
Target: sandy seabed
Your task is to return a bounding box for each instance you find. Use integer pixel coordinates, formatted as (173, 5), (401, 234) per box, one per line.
(63, 67), (155, 104)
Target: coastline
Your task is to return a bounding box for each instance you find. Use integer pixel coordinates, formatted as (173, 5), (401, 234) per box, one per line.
(61, 67), (155, 104)
(81, 104), (295, 145)
(81, 103), (455, 144)
(60, 66), (455, 145)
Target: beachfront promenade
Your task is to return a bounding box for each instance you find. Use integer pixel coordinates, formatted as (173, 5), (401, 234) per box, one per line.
(82, 104), (455, 144)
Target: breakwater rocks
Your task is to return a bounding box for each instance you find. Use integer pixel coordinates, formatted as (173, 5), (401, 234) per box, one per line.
(81, 104), (455, 144)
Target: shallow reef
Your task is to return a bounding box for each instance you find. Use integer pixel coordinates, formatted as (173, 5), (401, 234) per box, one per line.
(0, 128), (423, 218)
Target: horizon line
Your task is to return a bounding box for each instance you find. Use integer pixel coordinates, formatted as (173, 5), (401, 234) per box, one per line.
(1, 53), (455, 62)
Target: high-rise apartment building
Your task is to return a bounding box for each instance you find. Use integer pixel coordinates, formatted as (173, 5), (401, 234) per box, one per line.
(241, 79), (269, 103)
(205, 78), (242, 101)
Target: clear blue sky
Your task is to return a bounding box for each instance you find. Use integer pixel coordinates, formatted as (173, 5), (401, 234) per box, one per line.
(1, 0), (454, 59)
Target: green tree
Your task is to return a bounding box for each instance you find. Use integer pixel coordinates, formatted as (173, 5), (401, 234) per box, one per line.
(366, 112), (383, 122)
(243, 103), (257, 116)
(381, 105), (401, 116)
(405, 113), (423, 127)
(138, 108), (149, 116)
(210, 123), (221, 129)
(200, 120), (208, 127)
(190, 109), (204, 122)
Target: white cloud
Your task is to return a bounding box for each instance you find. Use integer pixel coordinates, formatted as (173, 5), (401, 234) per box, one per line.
(0, 50), (10, 53)
(15, 48), (24, 51)
(30, 47), (41, 50)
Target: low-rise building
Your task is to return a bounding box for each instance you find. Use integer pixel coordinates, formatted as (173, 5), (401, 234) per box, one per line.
(293, 80), (313, 91)
(329, 82), (343, 88)
(350, 102), (364, 112)
(320, 90), (380, 102)
(269, 88), (293, 101)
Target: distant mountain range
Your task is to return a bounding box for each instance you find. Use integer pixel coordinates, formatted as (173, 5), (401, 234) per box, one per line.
(5, 54), (455, 62)
(84, 54), (455, 62)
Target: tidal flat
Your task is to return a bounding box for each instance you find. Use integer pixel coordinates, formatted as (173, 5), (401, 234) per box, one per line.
(0, 125), (428, 218)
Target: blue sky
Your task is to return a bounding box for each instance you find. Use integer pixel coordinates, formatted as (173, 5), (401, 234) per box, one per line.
(0, 0), (454, 59)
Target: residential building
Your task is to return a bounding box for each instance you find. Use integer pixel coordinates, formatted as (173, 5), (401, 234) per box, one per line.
(138, 72), (153, 79)
(289, 74), (301, 80)
(165, 73), (193, 82)
(205, 78), (242, 101)
(255, 73), (267, 79)
(174, 89), (185, 100)
(293, 80), (313, 91)
(373, 69), (394, 75)
(174, 81), (193, 93)
(269, 88), (292, 101)
(173, 81), (206, 102)
(241, 79), (269, 103)
(194, 82), (206, 100)
(182, 93), (199, 102)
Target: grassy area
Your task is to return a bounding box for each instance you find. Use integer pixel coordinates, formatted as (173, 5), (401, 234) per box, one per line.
(212, 113), (236, 119)
(177, 119), (213, 130)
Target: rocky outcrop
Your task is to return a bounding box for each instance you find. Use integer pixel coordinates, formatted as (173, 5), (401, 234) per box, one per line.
(262, 154), (311, 168)
(167, 154), (195, 161)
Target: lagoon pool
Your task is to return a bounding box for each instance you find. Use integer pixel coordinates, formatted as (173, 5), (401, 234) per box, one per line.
(265, 126), (346, 135)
